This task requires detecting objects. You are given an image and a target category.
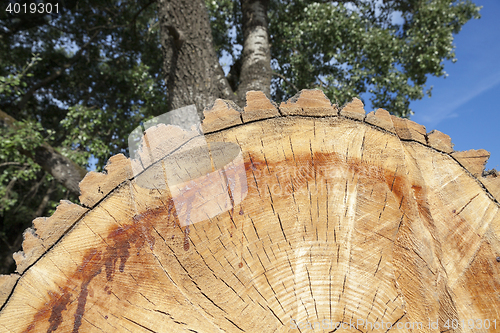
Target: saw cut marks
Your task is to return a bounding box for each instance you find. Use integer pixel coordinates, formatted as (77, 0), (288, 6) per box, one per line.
(1, 90), (499, 333)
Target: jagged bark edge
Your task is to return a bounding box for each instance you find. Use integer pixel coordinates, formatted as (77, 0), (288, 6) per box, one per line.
(1, 89), (499, 309)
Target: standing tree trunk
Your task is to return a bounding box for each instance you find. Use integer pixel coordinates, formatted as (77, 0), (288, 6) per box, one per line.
(236, 0), (272, 105)
(1, 91), (499, 332)
(158, 0), (272, 113)
(158, 0), (236, 114)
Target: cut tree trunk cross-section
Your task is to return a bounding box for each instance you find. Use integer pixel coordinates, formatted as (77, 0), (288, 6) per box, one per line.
(1, 90), (499, 332)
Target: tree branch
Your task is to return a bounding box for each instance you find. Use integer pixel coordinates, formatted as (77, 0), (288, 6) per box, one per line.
(0, 162), (29, 168)
(236, 0), (272, 106)
(1, 167), (24, 210)
(272, 72), (299, 93)
(130, 0), (158, 35)
(159, 0), (235, 112)
(16, 32), (99, 111)
(12, 173), (47, 215)
(0, 110), (87, 195)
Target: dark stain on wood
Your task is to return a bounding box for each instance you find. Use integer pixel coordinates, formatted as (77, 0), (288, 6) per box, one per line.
(46, 289), (71, 333)
(22, 148), (460, 332)
(244, 151), (407, 206)
(73, 249), (102, 333)
(184, 225), (190, 251)
(22, 205), (171, 332)
(23, 287), (72, 333)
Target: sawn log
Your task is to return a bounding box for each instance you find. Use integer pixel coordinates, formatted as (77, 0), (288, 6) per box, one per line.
(1, 90), (499, 332)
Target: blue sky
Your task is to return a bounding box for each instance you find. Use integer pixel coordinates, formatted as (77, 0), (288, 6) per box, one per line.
(407, 0), (499, 171)
(136, 1), (500, 174)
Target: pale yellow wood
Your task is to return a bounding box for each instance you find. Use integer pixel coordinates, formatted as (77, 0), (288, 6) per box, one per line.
(79, 154), (133, 207)
(482, 170), (500, 200)
(0, 275), (18, 307)
(242, 91), (279, 122)
(397, 142), (500, 328)
(202, 99), (242, 133)
(391, 116), (427, 144)
(279, 89), (337, 116)
(1, 91), (499, 333)
(427, 129), (454, 153)
(340, 97), (365, 121)
(365, 108), (396, 134)
(452, 149), (491, 177)
(12, 200), (88, 273)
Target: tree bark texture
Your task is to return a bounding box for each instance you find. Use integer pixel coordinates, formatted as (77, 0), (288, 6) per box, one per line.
(0, 110), (87, 196)
(158, 0), (235, 114)
(237, 0), (272, 105)
(1, 91), (500, 332)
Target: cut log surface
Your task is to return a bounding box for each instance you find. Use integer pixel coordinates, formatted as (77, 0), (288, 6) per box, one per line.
(1, 90), (500, 332)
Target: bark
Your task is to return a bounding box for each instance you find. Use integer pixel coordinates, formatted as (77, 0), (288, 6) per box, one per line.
(237, 0), (272, 105)
(158, 0), (235, 115)
(2, 92), (500, 332)
(158, 0), (273, 112)
(32, 143), (87, 195)
(0, 110), (87, 196)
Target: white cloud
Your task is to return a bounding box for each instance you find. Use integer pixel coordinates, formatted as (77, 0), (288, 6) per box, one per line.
(413, 72), (500, 129)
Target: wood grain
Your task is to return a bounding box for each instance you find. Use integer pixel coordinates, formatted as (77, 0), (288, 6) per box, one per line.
(1, 91), (499, 333)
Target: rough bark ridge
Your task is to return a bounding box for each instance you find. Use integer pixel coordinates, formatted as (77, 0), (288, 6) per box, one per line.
(159, 0), (235, 114)
(237, 0), (272, 105)
(1, 90), (500, 332)
(159, 0), (273, 113)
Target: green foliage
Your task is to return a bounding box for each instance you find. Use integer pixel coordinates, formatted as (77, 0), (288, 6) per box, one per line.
(0, 0), (166, 271)
(207, 0), (480, 117)
(267, 0), (480, 117)
(0, 120), (44, 211)
(0, 59), (63, 267)
(1, 0), (167, 165)
(0, 53), (40, 96)
(0, 0), (480, 272)
(205, 0), (242, 58)
(0, 116), (67, 272)
(0, 56), (45, 215)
